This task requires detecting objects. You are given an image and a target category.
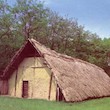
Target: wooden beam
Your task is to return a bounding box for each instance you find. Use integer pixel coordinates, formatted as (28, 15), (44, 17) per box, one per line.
(56, 84), (60, 101)
(14, 68), (18, 96)
(31, 66), (47, 68)
(48, 73), (53, 100)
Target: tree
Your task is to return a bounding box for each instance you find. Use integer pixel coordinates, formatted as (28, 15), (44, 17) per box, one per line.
(0, 0), (109, 75)
(11, 0), (49, 40)
(0, 0), (49, 73)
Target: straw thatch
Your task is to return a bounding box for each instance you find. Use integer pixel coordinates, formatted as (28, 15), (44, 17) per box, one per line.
(2, 39), (110, 102)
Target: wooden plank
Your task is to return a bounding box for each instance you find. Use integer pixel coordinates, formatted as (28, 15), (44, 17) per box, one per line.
(14, 68), (18, 96)
(48, 73), (53, 100)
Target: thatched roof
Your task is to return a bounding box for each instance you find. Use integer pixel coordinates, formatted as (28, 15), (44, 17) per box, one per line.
(2, 39), (110, 102)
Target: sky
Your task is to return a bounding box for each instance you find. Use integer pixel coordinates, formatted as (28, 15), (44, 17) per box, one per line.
(7, 0), (110, 38)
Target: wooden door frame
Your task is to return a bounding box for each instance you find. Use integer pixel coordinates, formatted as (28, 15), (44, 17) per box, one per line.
(22, 81), (29, 98)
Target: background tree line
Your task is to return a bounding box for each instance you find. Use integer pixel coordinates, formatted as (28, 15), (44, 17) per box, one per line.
(0, 0), (110, 76)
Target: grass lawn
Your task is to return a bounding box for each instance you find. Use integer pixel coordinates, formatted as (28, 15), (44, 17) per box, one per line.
(0, 96), (110, 110)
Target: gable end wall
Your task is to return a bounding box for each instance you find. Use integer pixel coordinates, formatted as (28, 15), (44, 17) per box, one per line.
(8, 57), (56, 100)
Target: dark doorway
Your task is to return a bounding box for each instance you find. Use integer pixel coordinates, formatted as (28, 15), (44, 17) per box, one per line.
(56, 85), (65, 101)
(22, 81), (28, 98)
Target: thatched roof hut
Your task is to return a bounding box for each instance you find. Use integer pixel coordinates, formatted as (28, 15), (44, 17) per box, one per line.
(1, 39), (110, 102)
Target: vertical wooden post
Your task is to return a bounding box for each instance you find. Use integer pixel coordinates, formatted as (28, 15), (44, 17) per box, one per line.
(56, 84), (59, 101)
(21, 66), (24, 97)
(14, 68), (18, 96)
(48, 73), (53, 100)
(31, 56), (36, 98)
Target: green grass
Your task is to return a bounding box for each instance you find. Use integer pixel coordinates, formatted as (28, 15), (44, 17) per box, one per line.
(0, 96), (110, 110)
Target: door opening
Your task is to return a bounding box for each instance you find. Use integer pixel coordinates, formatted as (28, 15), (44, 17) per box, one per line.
(22, 81), (28, 98)
(56, 85), (65, 101)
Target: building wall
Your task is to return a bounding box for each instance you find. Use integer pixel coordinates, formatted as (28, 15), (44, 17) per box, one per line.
(0, 80), (8, 95)
(8, 57), (56, 100)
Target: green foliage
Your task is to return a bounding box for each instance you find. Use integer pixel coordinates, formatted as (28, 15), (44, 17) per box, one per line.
(0, 0), (48, 73)
(0, 0), (110, 75)
(0, 96), (110, 110)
